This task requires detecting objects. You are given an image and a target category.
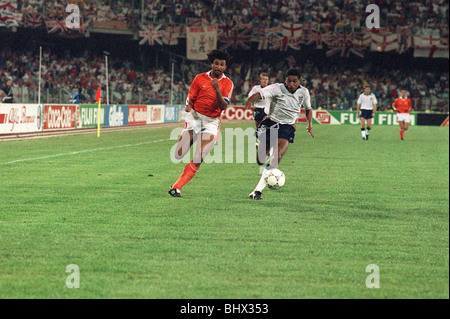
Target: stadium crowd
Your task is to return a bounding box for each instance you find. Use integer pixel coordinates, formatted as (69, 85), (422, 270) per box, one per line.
(15, 0), (450, 35)
(1, 49), (448, 112)
(0, 49), (187, 105)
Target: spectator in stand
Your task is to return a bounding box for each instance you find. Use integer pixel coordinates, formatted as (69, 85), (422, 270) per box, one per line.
(0, 79), (15, 103)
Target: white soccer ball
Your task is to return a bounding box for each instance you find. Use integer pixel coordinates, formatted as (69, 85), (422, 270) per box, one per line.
(264, 168), (286, 189)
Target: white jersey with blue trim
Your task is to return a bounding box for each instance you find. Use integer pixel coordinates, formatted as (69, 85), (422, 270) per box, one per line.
(259, 83), (311, 125)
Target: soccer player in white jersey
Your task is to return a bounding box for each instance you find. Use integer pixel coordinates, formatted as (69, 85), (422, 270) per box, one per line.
(356, 85), (377, 140)
(245, 69), (314, 200)
(248, 73), (270, 127)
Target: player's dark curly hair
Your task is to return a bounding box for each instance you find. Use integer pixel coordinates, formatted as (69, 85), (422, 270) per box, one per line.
(207, 50), (231, 64)
(286, 68), (302, 79)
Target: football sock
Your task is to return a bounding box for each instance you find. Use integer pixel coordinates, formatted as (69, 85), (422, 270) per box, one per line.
(172, 161), (198, 190)
(361, 128), (366, 139)
(366, 127), (371, 135)
(255, 165), (272, 192)
(400, 129), (404, 139)
(259, 148), (275, 174)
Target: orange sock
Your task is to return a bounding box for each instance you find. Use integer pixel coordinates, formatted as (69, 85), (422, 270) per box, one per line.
(172, 162), (199, 190)
(400, 129), (404, 139)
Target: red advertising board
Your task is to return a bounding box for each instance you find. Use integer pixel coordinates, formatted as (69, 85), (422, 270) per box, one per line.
(128, 105), (148, 125)
(43, 105), (77, 130)
(223, 106), (253, 121)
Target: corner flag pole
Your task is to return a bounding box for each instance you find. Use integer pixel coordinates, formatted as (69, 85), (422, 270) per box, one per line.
(95, 88), (102, 138)
(97, 97), (101, 138)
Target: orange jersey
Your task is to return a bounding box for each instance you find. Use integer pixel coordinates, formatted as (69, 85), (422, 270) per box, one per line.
(188, 71), (234, 118)
(393, 98), (412, 113)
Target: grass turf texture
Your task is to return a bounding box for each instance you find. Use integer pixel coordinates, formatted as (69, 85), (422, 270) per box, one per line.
(0, 123), (448, 299)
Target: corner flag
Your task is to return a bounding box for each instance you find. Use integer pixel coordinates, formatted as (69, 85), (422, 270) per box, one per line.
(95, 88), (102, 103)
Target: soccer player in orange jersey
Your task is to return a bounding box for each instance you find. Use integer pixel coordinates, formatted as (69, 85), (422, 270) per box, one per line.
(392, 89), (413, 140)
(169, 50), (234, 197)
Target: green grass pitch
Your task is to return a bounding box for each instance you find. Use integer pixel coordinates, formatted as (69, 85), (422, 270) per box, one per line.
(0, 123), (448, 299)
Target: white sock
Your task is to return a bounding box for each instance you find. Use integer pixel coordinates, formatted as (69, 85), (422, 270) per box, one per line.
(254, 166), (271, 192)
(361, 130), (366, 139)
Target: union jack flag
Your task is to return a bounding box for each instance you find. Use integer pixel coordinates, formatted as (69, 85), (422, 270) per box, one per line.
(219, 27), (252, 50)
(139, 24), (163, 46)
(305, 30), (334, 48)
(23, 12), (43, 29)
(45, 17), (67, 34)
(218, 21), (234, 37)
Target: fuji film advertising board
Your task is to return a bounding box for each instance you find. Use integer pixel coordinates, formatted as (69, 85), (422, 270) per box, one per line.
(0, 104), (42, 134)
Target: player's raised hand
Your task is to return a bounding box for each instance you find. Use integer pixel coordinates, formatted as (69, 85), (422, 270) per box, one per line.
(306, 125), (314, 138)
(211, 78), (220, 92)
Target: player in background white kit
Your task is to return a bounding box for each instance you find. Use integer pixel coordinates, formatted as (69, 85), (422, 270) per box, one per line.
(248, 73), (271, 128)
(356, 85), (378, 140)
(245, 69), (314, 200)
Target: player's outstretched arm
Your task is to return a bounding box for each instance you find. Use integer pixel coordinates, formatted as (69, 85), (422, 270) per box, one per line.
(245, 93), (262, 109)
(305, 109), (314, 138)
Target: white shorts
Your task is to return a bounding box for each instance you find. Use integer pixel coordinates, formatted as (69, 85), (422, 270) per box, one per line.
(397, 113), (411, 123)
(183, 110), (220, 136)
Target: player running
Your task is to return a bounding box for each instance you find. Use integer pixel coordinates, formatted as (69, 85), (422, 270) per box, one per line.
(245, 69), (314, 200)
(247, 73), (270, 128)
(356, 85), (377, 140)
(392, 89), (413, 140)
(169, 50), (234, 197)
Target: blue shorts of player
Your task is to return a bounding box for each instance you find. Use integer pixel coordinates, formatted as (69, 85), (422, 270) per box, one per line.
(253, 108), (267, 123)
(257, 118), (296, 144)
(360, 109), (374, 119)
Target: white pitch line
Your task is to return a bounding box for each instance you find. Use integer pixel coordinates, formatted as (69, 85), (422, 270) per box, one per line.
(0, 139), (167, 166)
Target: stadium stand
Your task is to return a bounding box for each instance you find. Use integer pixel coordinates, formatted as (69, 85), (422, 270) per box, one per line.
(0, 0), (448, 112)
